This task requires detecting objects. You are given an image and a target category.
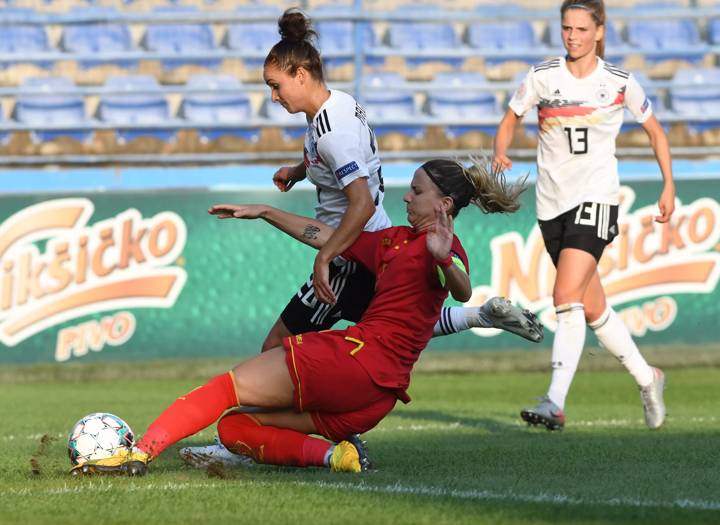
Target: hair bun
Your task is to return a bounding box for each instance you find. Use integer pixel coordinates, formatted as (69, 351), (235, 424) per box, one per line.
(278, 9), (315, 44)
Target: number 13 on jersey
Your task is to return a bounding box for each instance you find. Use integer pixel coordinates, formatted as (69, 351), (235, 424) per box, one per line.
(564, 127), (589, 155)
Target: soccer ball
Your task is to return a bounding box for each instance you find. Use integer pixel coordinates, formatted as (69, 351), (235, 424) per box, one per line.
(67, 413), (134, 466)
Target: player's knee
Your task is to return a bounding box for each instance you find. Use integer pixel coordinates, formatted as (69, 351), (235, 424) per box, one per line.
(584, 304), (606, 324)
(555, 303), (585, 327)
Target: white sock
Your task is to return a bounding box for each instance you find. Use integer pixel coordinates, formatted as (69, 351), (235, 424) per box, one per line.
(433, 306), (477, 336)
(547, 303), (586, 410)
(589, 306), (654, 387)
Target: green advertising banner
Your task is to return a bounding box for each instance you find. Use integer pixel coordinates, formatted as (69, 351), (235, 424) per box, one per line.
(0, 178), (718, 364)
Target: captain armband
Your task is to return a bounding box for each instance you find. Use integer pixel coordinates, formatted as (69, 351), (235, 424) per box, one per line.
(435, 254), (467, 287)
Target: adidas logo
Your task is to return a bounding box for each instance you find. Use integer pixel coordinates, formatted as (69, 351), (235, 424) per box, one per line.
(553, 89), (561, 95)
(609, 224), (618, 235)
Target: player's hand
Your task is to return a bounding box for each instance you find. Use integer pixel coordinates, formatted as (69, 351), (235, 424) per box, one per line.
(273, 166), (297, 192)
(312, 253), (337, 305)
(208, 204), (267, 219)
(426, 205), (454, 260)
(655, 183), (676, 223)
(493, 153), (513, 172)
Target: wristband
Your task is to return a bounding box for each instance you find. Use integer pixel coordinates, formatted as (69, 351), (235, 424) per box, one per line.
(436, 254), (453, 269)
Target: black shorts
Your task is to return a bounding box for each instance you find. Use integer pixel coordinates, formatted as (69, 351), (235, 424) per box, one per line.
(280, 258), (376, 334)
(538, 202), (619, 266)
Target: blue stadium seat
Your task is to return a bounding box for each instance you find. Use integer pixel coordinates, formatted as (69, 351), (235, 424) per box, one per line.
(0, 20), (51, 69)
(60, 7), (136, 70)
(426, 72), (498, 137)
(626, 19), (704, 63)
(385, 21), (462, 68)
(671, 68), (720, 131)
(143, 6), (219, 69)
(181, 74), (259, 143)
(98, 75), (176, 144)
(262, 97), (306, 140)
(316, 20), (377, 70)
(15, 77), (90, 143)
(709, 19), (720, 45)
(363, 72), (424, 138)
(467, 21), (540, 65)
(224, 22), (278, 70)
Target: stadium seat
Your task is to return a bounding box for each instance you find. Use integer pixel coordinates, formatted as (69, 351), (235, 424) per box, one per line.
(261, 97), (306, 140)
(98, 75), (176, 144)
(181, 74), (259, 143)
(626, 19), (704, 64)
(467, 21), (541, 66)
(14, 77), (90, 143)
(143, 6), (220, 70)
(709, 19), (720, 45)
(426, 71), (498, 138)
(385, 19), (462, 68)
(0, 19), (51, 69)
(363, 72), (424, 138)
(671, 68), (720, 131)
(316, 19), (378, 70)
(224, 22), (278, 70)
(60, 7), (136, 70)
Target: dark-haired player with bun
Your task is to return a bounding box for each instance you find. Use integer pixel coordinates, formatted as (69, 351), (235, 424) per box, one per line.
(259, 8), (542, 353)
(494, 0), (675, 431)
(72, 157), (527, 476)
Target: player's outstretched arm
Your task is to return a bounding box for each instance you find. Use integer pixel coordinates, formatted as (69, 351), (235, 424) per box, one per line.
(209, 204), (335, 249)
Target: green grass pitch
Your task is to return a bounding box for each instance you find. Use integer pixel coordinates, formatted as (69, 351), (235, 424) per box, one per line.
(1, 362), (719, 525)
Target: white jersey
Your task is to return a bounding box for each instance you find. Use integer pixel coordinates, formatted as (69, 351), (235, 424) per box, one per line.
(303, 89), (390, 231)
(509, 56), (653, 220)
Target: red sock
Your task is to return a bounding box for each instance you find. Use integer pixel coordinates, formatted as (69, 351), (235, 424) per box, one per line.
(217, 412), (331, 468)
(137, 372), (238, 458)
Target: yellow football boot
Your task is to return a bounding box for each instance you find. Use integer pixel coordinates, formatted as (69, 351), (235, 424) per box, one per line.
(70, 447), (151, 476)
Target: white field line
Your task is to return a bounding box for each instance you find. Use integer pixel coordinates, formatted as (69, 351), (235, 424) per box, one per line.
(4, 479), (720, 512)
(373, 415), (719, 433)
(2, 416), (718, 442)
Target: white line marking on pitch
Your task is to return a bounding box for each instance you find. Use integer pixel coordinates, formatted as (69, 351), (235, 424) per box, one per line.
(373, 415), (718, 432)
(4, 479), (720, 512)
(1, 416), (717, 443)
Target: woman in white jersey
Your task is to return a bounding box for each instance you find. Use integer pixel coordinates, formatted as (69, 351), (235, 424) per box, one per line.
(494, 0), (675, 431)
(260, 9), (544, 351)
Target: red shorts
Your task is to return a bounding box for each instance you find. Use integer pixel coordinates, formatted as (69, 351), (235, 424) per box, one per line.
(282, 329), (397, 442)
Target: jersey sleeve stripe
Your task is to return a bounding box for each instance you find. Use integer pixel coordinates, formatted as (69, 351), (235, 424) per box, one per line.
(534, 58), (561, 72)
(603, 63), (630, 79)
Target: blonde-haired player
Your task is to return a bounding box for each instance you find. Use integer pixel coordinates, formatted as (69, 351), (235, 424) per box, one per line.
(494, 0), (675, 430)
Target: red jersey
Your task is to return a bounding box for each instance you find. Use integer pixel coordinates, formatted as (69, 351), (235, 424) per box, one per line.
(342, 226), (469, 398)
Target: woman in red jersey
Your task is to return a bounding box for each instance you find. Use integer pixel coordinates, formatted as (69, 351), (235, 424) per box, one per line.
(494, 0), (675, 431)
(72, 158), (525, 476)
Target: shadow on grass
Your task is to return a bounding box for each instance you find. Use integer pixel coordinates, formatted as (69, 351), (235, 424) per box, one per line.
(390, 408), (520, 433)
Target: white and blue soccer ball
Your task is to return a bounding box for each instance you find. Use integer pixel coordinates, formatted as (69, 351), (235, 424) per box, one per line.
(67, 413), (134, 466)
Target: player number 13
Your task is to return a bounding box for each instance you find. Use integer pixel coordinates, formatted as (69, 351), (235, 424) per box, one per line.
(564, 127), (589, 155)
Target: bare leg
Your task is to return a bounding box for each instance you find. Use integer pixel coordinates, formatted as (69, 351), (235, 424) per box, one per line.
(231, 346), (295, 408)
